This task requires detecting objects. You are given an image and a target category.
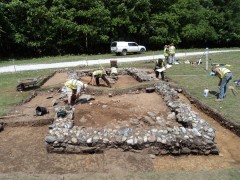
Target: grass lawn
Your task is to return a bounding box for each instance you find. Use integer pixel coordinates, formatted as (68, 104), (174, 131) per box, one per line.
(1, 48), (239, 67)
(166, 51), (240, 124)
(0, 69), (55, 116)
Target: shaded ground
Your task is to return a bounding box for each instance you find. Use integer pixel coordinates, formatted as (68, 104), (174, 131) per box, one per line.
(0, 71), (240, 175)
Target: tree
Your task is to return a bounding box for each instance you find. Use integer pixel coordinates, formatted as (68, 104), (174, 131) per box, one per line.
(0, 2), (13, 55)
(171, 0), (218, 47)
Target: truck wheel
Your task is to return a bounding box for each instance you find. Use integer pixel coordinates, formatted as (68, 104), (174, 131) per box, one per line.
(121, 49), (127, 56)
(140, 48), (145, 54)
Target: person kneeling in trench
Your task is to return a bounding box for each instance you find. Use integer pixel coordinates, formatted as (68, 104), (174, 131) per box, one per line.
(89, 69), (111, 88)
(110, 67), (118, 80)
(154, 58), (166, 80)
(65, 79), (87, 109)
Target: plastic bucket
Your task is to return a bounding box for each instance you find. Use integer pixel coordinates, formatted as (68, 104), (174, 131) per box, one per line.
(36, 106), (48, 116)
(57, 110), (67, 118)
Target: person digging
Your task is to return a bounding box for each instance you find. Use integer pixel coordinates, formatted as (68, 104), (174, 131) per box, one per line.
(64, 78), (88, 109)
(106, 67), (118, 80)
(89, 69), (111, 88)
(211, 66), (233, 101)
(154, 58), (166, 80)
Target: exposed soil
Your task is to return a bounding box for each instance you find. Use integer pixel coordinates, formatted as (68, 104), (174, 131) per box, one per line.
(74, 93), (178, 128)
(0, 71), (240, 175)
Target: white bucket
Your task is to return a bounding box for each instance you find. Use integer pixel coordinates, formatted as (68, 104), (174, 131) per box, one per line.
(203, 88), (209, 97)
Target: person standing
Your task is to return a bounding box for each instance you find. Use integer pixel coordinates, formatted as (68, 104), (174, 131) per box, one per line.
(90, 69), (111, 88)
(211, 66), (233, 101)
(64, 79), (87, 107)
(163, 45), (169, 64)
(169, 43), (176, 64)
(154, 58), (166, 80)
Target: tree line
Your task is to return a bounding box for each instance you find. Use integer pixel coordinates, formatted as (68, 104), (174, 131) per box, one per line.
(0, 0), (240, 58)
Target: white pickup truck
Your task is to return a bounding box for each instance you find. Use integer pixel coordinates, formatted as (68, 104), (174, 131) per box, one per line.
(111, 41), (146, 56)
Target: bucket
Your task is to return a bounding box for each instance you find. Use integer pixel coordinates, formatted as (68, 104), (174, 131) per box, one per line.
(146, 87), (155, 93)
(57, 110), (67, 118)
(36, 106), (48, 116)
(110, 60), (118, 68)
(203, 88), (209, 97)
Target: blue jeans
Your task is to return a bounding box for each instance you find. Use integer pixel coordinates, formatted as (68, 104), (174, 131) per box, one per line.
(219, 72), (232, 99)
(169, 54), (175, 64)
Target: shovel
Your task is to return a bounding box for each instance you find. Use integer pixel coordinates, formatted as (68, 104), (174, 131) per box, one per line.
(46, 88), (61, 99)
(229, 86), (238, 96)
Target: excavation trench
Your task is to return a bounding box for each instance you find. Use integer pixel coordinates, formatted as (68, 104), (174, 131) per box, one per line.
(0, 69), (239, 174)
(44, 68), (218, 155)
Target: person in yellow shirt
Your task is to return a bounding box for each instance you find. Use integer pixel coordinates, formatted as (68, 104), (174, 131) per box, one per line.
(154, 58), (166, 80)
(211, 66), (233, 101)
(169, 43), (176, 64)
(163, 45), (169, 64)
(89, 69), (111, 88)
(64, 79), (87, 107)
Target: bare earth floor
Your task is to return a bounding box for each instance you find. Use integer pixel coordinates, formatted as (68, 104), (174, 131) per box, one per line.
(0, 72), (239, 175)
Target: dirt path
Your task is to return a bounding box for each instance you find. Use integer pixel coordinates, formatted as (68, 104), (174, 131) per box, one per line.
(0, 71), (239, 174)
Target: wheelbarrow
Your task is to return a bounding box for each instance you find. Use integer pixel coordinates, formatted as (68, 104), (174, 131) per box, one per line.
(16, 78), (38, 91)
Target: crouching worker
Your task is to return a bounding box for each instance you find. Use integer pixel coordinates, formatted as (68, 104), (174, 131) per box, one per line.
(110, 67), (118, 80)
(154, 58), (166, 80)
(65, 79), (87, 108)
(90, 69), (111, 88)
(211, 66), (233, 101)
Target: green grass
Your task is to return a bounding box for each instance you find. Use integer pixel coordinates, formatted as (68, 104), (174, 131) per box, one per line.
(0, 69), (55, 116)
(166, 51), (240, 123)
(0, 52), (156, 67)
(1, 47), (239, 67)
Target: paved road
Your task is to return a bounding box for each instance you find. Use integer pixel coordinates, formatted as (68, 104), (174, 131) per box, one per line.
(0, 50), (239, 73)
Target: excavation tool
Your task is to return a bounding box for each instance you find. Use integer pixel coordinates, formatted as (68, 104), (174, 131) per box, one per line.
(99, 63), (115, 84)
(229, 86), (238, 96)
(196, 51), (206, 65)
(99, 64), (108, 76)
(211, 63), (231, 67)
(234, 80), (240, 89)
(46, 88), (61, 99)
(195, 48), (210, 70)
(16, 78), (38, 91)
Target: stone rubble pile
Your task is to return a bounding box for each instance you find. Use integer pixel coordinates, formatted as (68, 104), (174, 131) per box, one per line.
(76, 68), (158, 82)
(123, 68), (158, 82)
(45, 75), (219, 155)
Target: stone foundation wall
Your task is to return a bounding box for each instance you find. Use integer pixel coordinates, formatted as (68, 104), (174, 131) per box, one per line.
(45, 68), (218, 155)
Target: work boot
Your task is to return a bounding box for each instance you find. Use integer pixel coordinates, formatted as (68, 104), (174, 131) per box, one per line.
(215, 98), (223, 102)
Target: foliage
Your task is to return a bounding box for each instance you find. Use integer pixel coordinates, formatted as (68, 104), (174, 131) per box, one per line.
(0, 0), (240, 58)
